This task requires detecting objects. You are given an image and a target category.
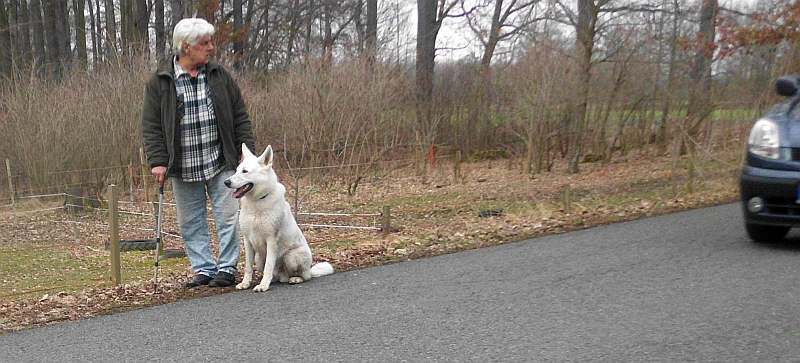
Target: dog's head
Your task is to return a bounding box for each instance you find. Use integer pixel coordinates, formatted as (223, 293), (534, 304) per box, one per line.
(224, 144), (279, 199)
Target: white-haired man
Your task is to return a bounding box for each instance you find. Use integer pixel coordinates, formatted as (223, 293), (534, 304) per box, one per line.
(141, 18), (255, 288)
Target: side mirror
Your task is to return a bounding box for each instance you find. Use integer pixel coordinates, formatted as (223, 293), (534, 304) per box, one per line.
(776, 76), (798, 97)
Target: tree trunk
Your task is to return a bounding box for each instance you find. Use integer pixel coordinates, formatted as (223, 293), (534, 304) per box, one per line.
(304, 0), (314, 59)
(654, 0), (680, 152)
(18, 0), (31, 68)
(58, 0), (73, 67)
(285, 0), (298, 68)
(105, 0), (118, 56)
(170, 0), (181, 28)
(87, 0), (100, 65)
(0, 0), (11, 77)
(568, 0), (596, 174)
(685, 0), (718, 137)
(415, 0), (437, 158)
(132, 0), (148, 54)
(94, 0), (105, 62)
(42, 0), (60, 77)
(29, 0), (46, 71)
(73, 0), (88, 69)
(354, 0), (364, 54)
(232, 0), (242, 68)
(322, 0), (333, 66)
(155, 0), (165, 61)
(120, 0), (130, 52)
(365, 0), (376, 64)
(8, 0), (18, 67)
(480, 0), (503, 74)
(53, 0), (70, 70)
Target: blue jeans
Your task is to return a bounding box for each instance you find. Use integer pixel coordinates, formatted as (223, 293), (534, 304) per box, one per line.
(171, 170), (240, 277)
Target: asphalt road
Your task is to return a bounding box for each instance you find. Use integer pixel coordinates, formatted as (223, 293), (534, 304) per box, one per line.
(2, 203), (800, 362)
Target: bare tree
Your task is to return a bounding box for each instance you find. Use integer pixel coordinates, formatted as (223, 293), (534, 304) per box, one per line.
(87, 0), (100, 64)
(321, 0), (360, 66)
(133, 0), (149, 53)
(8, 0), (18, 66)
(365, 0), (376, 63)
(18, 0), (31, 67)
(284, 0), (300, 68)
(155, 0), (166, 61)
(232, 0), (243, 68)
(685, 0), (718, 138)
(29, 0), (46, 70)
(415, 0), (462, 159)
(56, 0), (70, 67)
(91, 0), (105, 63)
(0, 0), (10, 77)
(416, 0), (438, 156)
(652, 0), (681, 149)
(120, 0), (139, 52)
(42, 0), (59, 76)
(554, 0), (658, 173)
(105, 0), (118, 56)
(73, 0), (88, 69)
(566, 0), (597, 173)
(464, 0), (542, 75)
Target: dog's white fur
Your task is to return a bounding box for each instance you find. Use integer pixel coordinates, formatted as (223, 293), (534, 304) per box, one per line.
(225, 144), (333, 292)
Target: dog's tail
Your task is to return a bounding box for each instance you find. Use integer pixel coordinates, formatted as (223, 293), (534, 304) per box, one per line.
(310, 262), (334, 278)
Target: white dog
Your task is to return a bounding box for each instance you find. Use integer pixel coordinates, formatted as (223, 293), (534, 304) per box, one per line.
(225, 144), (334, 292)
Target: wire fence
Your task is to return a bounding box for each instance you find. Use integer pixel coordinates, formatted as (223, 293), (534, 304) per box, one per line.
(0, 150), (464, 298)
(0, 186), (391, 298)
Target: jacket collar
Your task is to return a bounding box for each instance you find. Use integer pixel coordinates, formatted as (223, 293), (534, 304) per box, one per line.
(156, 55), (221, 79)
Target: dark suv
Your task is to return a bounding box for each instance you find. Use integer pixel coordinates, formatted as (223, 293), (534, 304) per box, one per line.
(740, 76), (800, 241)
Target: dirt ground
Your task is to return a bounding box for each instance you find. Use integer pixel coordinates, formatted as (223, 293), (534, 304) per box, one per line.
(0, 143), (743, 334)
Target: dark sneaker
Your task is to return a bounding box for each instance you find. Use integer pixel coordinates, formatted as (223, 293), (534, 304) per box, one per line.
(208, 271), (236, 287)
(184, 274), (213, 288)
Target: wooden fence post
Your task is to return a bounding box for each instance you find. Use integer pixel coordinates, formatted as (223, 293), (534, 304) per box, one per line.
(5, 159), (14, 206)
(453, 150), (462, 183)
(382, 206), (391, 236)
(128, 163), (135, 202)
(563, 184), (572, 214)
(108, 184), (122, 286)
(140, 147), (150, 203)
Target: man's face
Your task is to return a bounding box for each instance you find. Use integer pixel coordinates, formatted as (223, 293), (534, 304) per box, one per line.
(185, 35), (215, 65)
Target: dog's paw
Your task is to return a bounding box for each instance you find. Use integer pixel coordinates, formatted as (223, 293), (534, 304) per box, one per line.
(288, 277), (304, 284)
(253, 284), (271, 292)
(235, 281), (252, 290)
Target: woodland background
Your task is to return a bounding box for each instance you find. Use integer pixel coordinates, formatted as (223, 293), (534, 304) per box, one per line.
(0, 0), (798, 196)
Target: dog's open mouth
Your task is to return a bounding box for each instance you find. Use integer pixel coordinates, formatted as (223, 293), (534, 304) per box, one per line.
(232, 183), (253, 199)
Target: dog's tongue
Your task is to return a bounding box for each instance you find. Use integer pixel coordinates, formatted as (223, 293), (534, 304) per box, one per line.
(233, 184), (252, 199)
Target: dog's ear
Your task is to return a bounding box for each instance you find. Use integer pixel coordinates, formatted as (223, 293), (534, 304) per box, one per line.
(258, 145), (274, 167)
(241, 143), (255, 159)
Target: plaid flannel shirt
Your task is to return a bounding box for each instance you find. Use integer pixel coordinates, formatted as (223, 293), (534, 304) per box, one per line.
(173, 57), (224, 182)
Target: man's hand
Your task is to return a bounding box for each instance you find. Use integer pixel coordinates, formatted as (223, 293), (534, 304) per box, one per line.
(151, 166), (167, 186)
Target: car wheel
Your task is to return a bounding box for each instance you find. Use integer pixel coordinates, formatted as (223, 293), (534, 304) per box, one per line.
(745, 223), (790, 242)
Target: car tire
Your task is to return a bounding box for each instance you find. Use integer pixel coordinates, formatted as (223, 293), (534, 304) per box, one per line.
(745, 223), (790, 242)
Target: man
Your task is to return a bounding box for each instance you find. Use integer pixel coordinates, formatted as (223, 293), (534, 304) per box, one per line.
(141, 18), (255, 288)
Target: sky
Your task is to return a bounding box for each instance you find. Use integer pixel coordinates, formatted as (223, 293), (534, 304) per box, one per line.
(391, 0), (768, 63)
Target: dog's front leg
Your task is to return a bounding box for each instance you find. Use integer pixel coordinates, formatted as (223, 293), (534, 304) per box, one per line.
(253, 239), (278, 292)
(236, 238), (255, 290)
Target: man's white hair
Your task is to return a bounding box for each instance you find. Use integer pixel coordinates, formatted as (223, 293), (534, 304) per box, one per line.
(172, 18), (215, 54)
